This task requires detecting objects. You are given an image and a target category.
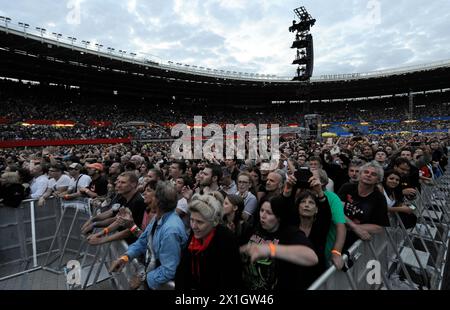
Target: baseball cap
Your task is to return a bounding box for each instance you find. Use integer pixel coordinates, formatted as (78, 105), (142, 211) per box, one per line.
(69, 163), (82, 170)
(176, 198), (189, 214)
(86, 163), (104, 172)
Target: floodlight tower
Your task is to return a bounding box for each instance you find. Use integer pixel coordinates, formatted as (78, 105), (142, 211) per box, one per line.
(289, 6), (315, 81)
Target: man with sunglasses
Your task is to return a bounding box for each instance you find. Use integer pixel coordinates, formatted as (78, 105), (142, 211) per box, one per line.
(63, 163), (92, 200)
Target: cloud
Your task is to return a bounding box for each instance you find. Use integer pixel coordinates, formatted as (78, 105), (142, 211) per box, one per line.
(2, 0), (450, 77)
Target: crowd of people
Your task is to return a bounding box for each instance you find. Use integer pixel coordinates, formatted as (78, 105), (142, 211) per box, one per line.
(1, 78), (450, 290)
(1, 129), (448, 290)
(1, 81), (449, 142)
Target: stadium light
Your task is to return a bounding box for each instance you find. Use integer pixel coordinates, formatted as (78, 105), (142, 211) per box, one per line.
(289, 7), (316, 33)
(95, 43), (103, 52)
(52, 32), (62, 41)
(81, 40), (90, 49)
(107, 47), (115, 55)
(18, 22), (30, 38)
(290, 6), (315, 81)
(130, 52), (137, 60)
(35, 27), (46, 43)
(68, 36), (77, 49)
(118, 50), (127, 58)
(0, 16), (12, 33)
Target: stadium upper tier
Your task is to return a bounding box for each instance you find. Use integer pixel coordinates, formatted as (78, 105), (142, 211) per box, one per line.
(1, 24), (450, 104)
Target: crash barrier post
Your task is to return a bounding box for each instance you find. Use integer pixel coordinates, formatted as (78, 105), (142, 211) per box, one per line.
(43, 197), (92, 274)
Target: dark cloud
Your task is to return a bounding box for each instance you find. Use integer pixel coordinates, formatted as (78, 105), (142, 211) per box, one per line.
(2, 0), (450, 77)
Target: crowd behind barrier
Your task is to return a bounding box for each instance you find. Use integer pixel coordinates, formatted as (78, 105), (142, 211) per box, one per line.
(1, 82), (449, 290)
(1, 81), (449, 143)
(2, 161), (449, 290)
(309, 164), (450, 290)
(0, 135), (448, 290)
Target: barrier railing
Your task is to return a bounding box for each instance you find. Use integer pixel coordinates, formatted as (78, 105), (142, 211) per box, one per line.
(309, 164), (450, 290)
(2, 163), (448, 289)
(0, 197), (59, 281)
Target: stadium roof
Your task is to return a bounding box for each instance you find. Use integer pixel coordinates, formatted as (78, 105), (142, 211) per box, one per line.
(2, 25), (450, 105)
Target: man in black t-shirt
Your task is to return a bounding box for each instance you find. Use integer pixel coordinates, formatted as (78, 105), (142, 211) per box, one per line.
(80, 163), (108, 198)
(83, 172), (146, 245)
(338, 162), (389, 250)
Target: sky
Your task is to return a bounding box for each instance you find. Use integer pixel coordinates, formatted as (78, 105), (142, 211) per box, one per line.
(1, 0), (450, 77)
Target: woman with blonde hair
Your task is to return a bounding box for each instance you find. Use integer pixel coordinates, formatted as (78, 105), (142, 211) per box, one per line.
(175, 194), (242, 290)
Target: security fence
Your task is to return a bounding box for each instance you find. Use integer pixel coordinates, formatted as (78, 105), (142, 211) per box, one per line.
(309, 165), (450, 290)
(1, 164), (449, 290)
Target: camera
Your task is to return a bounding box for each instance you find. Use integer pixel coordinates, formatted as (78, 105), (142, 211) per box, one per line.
(294, 167), (313, 189)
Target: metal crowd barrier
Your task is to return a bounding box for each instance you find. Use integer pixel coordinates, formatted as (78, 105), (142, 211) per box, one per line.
(0, 198), (59, 281)
(0, 195), (170, 290)
(309, 163), (450, 290)
(3, 162), (448, 290)
(0, 197), (105, 288)
(43, 197), (93, 274)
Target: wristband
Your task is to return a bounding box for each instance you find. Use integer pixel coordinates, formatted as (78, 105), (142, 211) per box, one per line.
(268, 242), (276, 258)
(120, 255), (129, 263)
(130, 225), (138, 233)
(331, 249), (342, 256)
(103, 228), (110, 235)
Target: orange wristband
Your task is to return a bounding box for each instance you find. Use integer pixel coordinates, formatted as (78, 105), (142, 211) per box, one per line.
(120, 255), (129, 263)
(268, 242), (276, 258)
(103, 228), (110, 235)
(331, 249), (342, 256)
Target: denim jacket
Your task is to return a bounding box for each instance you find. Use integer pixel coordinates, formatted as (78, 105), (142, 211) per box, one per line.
(127, 210), (188, 289)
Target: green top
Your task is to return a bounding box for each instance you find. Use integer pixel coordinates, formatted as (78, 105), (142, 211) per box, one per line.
(324, 190), (346, 261)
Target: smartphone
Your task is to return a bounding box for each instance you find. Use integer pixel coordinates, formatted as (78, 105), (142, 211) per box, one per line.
(294, 167), (313, 189)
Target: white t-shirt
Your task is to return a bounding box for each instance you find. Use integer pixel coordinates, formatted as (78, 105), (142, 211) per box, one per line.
(326, 177), (335, 193)
(383, 189), (397, 208)
(30, 174), (49, 199)
(48, 174), (71, 192)
(68, 174), (92, 192)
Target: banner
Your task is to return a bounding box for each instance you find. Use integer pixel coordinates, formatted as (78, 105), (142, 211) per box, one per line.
(0, 138), (132, 148)
(22, 120), (76, 126)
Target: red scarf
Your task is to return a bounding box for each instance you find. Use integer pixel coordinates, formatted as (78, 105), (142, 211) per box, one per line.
(188, 228), (216, 280)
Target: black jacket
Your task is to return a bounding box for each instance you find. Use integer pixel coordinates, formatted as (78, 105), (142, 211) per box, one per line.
(0, 184), (26, 208)
(175, 225), (243, 290)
